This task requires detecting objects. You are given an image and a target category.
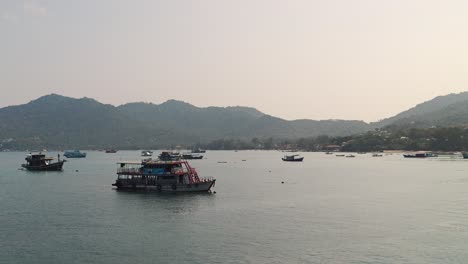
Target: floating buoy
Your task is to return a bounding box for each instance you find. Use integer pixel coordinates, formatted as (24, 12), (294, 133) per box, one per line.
(281, 181), (284, 184)
(213, 191), (216, 194)
(75, 170), (79, 172)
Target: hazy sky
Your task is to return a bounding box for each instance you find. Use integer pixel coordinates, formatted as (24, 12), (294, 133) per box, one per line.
(2, 0), (468, 122)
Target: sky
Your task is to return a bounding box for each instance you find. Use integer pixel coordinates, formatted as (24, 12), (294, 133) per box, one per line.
(2, 0), (468, 122)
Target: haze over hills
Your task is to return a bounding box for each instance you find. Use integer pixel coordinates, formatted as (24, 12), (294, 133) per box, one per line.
(1, 92), (468, 150)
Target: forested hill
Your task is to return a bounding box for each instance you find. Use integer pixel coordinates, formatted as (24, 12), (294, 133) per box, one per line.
(373, 92), (468, 129)
(0, 94), (369, 150)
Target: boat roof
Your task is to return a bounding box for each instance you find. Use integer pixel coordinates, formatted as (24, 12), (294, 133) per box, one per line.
(117, 160), (186, 165)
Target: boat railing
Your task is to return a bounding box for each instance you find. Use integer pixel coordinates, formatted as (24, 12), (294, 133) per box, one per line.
(117, 168), (141, 174)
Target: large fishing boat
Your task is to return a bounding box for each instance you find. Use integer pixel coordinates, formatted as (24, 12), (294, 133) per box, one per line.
(22, 153), (66, 171)
(112, 159), (215, 192)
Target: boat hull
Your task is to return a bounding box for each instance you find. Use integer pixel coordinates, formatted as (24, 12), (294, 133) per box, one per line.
(112, 180), (216, 192)
(64, 154), (86, 158)
(21, 161), (65, 171)
(182, 156), (203, 160)
(282, 158), (304, 162)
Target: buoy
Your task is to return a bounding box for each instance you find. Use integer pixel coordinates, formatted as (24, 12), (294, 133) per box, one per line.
(75, 170), (79, 172)
(213, 191), (217, 194)
(281, 181), (284, 184)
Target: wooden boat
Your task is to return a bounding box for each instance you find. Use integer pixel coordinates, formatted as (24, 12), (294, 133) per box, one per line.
(282, 154), (304, 162)
(112, 159), (215, 192)
(22, 153), (66, 171)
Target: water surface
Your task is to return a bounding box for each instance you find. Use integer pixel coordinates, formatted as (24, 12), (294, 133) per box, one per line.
(1, 151), (468, 263)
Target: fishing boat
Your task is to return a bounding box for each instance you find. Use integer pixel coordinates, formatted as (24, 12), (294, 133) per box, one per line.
(403, 152), (436, 158)
(141, 150), (153, 157)
(282, 154), (304, 162)
(63, 150), (86, 158)
(22, 153), (66, 171)
(182, 153), (204, 160)
(372, 153), (383, 157)
(346, 154), (355, 158)
(325, 152), (333, 155)
(336, 154), (345, 157)
(105, 149), (117, 153)
(158, 151), (181, 161)
(112, 159), (215, 192)
(191, 148), (206, 153)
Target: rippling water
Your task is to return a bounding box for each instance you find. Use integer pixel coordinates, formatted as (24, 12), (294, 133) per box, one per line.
(1, 151), (468, 263)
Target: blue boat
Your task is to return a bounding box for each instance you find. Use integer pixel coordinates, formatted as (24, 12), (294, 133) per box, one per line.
(63, 150), (87, 158)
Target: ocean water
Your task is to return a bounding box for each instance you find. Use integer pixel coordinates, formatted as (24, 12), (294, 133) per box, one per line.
(1, 151), (468, 264)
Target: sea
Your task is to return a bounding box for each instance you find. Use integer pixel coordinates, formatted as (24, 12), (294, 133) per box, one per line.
(1, 151), (468, 264)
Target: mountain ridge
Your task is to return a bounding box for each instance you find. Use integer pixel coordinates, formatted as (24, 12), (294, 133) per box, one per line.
(2, 92), (468, 150)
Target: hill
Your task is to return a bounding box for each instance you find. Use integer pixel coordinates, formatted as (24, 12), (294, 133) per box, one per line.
(373, 92), (468, 129)
(0, 94), (370, 150)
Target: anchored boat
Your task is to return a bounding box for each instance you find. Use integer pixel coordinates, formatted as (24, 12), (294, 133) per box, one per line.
(158, 151), (181, 161)
(182, 153), (203, 160)
(22, 153), (66, 171)
(112, 159), (215, 192)
(191, 148), (206, 153)
(64, 150), (86, 158)
(141, 150), (153, 157)
(403, 152), (436, 158)
(282, 154), (304, 162)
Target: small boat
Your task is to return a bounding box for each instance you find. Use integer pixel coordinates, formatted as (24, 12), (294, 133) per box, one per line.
(346, 154), (355, 158)
(182, 153), (203, 160)
(112, 159), (215, 192)
(158, 151), (181, 161)
(372, 153), (383, 157)
(105, 149), (117, 153)
(22, 153), (66, 171)
(357, 152), (367, 154)
(141, 150), (153, 157)
(64, 150), (87, 158)
(325, 152), (333, 155)
(403, 152), (436, 158)
(282, 154), (304, 162)
(336, 154), (345, 157)
(191, 148), (206, 153)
